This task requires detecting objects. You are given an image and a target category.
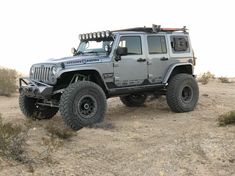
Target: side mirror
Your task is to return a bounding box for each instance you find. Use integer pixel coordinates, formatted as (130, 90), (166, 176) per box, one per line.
(71, 47), (77, 55)
(116, 47), (128, 56)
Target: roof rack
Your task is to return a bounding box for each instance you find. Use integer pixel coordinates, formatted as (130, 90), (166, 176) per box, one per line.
(113, 24), (187, 33)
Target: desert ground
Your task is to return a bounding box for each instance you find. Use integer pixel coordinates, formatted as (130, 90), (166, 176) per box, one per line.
(0, 79), (235, 176)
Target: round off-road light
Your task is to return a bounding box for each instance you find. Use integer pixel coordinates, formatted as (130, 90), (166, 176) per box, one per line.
(93, 32), (97, 38)
(97, 32), (101, 38)
(79, 34), (82, 40)
(85, 33), (89, 39)
(101, 31), (105, 38)
(82, 34), (86, 40)
(105, 30), (111, 37)
(89, 33), (93, 39)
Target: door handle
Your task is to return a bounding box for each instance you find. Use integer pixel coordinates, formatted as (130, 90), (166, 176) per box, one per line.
(160, 57), (168, 61)
(137, 58), (146, 62)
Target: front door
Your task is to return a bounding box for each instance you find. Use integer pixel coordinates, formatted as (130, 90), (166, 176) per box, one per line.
(113, 35), (148, 87)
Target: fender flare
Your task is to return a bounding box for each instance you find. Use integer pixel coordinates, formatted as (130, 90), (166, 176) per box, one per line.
(57, 67), (109, 91)
(162, 63), (193, 84)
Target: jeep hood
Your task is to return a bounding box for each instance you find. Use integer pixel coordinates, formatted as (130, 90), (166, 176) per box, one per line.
(34, 55), (110, 67)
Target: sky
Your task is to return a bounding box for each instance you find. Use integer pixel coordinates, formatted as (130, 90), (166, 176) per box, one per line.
(0, 0), (234, 76)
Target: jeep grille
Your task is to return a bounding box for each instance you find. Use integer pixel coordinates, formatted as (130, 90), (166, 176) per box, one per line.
(31, 66), (51, 83)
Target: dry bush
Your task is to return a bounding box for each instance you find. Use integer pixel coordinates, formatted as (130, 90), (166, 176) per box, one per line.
(218, 77), (230, 83)
(0, 114), (27, 162)
(197, 71), (215, 85)
(218, 111), (235, 126)
(0, 67), (18, 96)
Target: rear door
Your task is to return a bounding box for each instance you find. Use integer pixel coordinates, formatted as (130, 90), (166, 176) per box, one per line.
(146, 34), (170, 83)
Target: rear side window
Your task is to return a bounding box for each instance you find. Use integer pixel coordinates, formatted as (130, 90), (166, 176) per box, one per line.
(147, 36), (167, 54)
(171, 36), (190, 52)
(119, 36), (142, 55)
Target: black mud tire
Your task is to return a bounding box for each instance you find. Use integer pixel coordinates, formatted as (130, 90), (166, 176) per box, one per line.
(19, 93), (59, 120)
(59, 81), (107, 130)
(166, 74), (199, 112)
(120, 94), (147, 107)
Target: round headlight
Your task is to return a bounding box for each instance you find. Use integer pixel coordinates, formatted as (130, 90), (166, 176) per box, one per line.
(30, 66), (34, 75)
(51, 66), (57, 75)
(101, 31), (105, 38)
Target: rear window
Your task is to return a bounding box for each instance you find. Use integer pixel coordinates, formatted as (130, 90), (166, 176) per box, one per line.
(171, 36), (190, 53)
(147, 36), (167, 54)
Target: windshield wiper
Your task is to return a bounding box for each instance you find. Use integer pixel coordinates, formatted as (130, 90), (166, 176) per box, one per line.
(77, 51), (84, 55)
(83, 51), (103, 55)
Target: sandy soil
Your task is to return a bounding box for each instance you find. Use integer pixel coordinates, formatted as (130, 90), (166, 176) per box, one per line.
(0, 80), (235, 176)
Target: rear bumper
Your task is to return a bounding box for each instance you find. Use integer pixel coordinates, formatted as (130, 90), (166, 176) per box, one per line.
(19, 78), (53, 98)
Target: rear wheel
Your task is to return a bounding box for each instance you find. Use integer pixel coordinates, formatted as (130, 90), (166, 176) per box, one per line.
(166, 74), (199, 112)
(120, 94), (147, 107)
(19, 93), (58, 119)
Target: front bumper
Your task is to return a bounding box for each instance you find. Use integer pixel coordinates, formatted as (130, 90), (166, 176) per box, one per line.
(19, 78), (53, 99)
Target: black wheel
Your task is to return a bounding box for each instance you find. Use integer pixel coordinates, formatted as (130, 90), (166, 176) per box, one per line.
(166, 74), (199, 112)
(19, 92), (58, 120)
(120, 94), (147, 107)
(59, 81), (107, 130)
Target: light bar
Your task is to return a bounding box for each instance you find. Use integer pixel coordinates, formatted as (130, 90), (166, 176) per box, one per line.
(79, 30), (112, 40)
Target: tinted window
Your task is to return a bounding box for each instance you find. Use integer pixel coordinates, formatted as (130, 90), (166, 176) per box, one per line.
(171, 36), (189, 52)
(147, 36), (167, 54)
(119, 36), (142, 55)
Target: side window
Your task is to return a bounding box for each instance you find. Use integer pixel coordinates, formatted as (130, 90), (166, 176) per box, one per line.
(171, 36), (189, 52)
(147, 36), (167, 54)
(119, 36), (142, 55)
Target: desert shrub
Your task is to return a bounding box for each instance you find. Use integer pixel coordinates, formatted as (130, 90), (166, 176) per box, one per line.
(0, 114), (26, 162)
(218, 76), (230, 83)
(0, 67), (18, 96)
(197, 71), (215, 85)
(218, 110), (235, 126)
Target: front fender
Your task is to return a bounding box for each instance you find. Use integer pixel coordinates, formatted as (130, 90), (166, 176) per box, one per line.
(57, 66), (103, 78)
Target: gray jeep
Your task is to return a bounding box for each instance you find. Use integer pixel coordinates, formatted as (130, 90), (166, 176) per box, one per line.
(19, 25), (199, 130)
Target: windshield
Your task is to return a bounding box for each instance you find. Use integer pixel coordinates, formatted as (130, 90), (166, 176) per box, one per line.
(77, 39), (114, 55)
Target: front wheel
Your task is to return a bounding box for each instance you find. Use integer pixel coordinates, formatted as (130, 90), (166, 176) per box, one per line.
(19, 93), (58, 119)
(59, 81), (107, 130)
(166, 74), (199, 112)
